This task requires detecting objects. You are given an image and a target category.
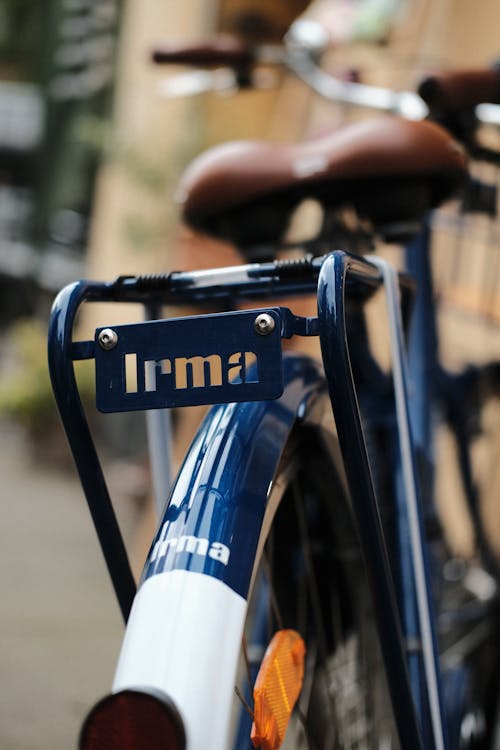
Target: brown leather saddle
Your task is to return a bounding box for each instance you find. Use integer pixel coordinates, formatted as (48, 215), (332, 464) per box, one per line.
(176, 117), (466, 251)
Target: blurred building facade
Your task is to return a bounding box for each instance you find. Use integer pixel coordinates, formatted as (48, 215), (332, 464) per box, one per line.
(0, 1), (122, 320)
(2, 0), (499, 325)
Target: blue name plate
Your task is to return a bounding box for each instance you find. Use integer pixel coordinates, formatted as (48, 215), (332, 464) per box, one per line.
(95, 308), (284, 412)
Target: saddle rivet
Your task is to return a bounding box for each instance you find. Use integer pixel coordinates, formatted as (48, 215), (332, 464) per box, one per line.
(254, 313), (275, 336)
(98, 328), (118, 350)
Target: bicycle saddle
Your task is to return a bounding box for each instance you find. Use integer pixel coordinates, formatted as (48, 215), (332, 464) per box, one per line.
(177, 117), (467, 251)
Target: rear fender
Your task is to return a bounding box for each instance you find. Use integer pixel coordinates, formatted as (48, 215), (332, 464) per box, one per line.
(112, 354), (324, 750)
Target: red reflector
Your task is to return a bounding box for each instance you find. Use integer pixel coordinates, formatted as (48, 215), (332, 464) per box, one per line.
(79, 689), (185, 750)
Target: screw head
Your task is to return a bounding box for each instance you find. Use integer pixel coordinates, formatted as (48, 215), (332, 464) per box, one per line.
(254, 312), (276, 336)
(98, 328), (118, 350)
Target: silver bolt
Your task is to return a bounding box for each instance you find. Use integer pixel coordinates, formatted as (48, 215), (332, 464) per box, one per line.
(98, 328), (118, 350)
(254, 313), (276, 336)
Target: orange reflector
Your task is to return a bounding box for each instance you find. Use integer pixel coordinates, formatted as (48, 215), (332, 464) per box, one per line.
(251, 629), (306, 750)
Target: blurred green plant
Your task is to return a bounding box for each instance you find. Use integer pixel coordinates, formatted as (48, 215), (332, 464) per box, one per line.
(0, 0), (42, 81)
(0, 317), (94, 433)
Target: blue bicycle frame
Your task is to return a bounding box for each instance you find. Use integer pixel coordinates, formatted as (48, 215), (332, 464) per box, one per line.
(48, 242), (496, 749)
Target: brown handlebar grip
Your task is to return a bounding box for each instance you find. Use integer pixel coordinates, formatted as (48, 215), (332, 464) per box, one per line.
(151, 35), (254, 68)
(418, 69), (500, 111)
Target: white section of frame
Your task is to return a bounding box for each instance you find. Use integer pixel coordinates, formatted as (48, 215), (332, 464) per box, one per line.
(112, 569), (246, 750)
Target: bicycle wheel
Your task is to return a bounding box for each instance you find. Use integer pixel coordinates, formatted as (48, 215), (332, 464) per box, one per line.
(230, 391), (399, 750)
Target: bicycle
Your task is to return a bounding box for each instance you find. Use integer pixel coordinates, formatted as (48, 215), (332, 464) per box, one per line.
(47, 22), (500, 750)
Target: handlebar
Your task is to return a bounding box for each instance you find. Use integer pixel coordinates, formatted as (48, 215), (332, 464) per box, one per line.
(150, 19), (326, 69)
(151, 36), (256, 69)
(151, 19), (500, 129)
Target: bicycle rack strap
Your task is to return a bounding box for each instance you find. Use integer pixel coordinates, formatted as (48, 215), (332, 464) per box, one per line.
(48, 283), (320, 621)
(317, 251), (425, 750)
(48, 281), (137, 622)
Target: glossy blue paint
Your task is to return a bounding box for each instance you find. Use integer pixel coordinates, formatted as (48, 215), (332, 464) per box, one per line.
(48, 281), (137, 622)
(47, 268), (325, 623)
(95, 308), (285, 412)
(47, 241), (499, 750)
(317, 251), (425, 750)
(404, 222), (438, 519)
(141, 354), (324, 598)
(47, 275), (325, 621)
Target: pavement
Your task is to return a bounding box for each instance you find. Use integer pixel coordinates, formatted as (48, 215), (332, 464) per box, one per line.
(0, 420), (131, 750)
